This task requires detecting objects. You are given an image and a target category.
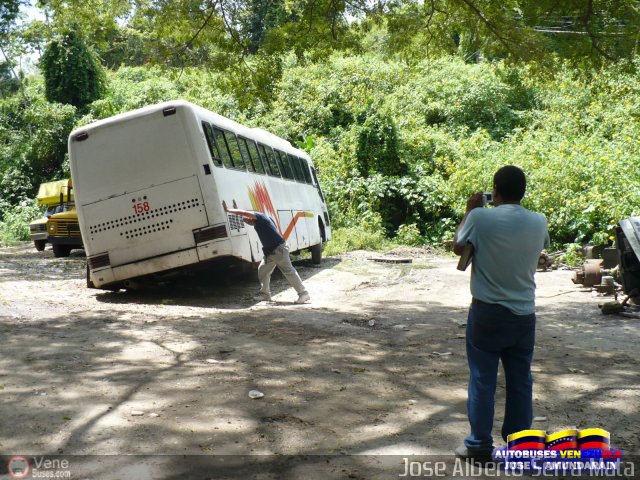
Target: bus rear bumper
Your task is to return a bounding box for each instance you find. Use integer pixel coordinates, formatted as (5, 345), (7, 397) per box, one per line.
(89, 240), (236, 288)
(91, 248), (199, 288)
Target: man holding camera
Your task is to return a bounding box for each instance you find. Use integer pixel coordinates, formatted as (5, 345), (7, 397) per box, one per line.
(453, 165), (550, 461)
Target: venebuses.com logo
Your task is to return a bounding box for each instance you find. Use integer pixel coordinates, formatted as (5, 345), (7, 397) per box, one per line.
(7, 456), (71, 479)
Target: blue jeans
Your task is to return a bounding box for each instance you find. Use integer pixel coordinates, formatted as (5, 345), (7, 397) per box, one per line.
(464, 300), (536, 451)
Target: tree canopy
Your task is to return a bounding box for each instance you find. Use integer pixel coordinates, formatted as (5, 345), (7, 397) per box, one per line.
(3, 0), (640, 249)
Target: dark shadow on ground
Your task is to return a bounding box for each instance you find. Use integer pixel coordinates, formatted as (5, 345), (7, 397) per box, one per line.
(3, 297), (638, 458)
(93, 257), (341, 309)
(2, 250), (639, 479)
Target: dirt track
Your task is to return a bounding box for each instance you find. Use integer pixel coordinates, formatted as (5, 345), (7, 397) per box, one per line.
(1, 242), (639, 478)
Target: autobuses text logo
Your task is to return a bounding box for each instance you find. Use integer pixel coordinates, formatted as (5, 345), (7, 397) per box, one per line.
(495, 428), (623, 474)
(7, 456), (30, 479)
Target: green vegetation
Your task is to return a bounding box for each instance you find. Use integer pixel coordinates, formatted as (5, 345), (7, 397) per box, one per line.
(2, 1), (640, 250)
(40, 28), (106, 110)
(0, 200), (41, 244)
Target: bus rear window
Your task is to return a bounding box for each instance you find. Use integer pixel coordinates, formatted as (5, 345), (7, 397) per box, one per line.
(202, 122), (222, 167)
(223, 131), (246, 170)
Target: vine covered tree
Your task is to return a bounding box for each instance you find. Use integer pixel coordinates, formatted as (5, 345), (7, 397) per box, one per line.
(40, 28), (106, 109)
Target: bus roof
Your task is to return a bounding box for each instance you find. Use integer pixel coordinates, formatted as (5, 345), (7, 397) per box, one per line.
(69, 100), (310, 160)
(249, 127), (297, 152)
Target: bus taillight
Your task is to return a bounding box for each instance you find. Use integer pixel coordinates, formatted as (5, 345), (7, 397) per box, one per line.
(193, 225), (227, 244)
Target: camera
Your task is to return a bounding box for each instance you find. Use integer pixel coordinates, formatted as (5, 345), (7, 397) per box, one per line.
(482, 192), (493, 206)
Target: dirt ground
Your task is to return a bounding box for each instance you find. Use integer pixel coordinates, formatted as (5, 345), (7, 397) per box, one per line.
(1, 242), (639, 479)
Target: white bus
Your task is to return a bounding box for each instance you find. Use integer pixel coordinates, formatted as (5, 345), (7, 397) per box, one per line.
(69, 100), (331, 290)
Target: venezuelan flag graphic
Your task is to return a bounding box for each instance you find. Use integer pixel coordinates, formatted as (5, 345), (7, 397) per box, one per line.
(578, 428), (610, 450)
(507, 430), (546, 450)
(502, 427), (620, 474)
(545, 429), (578, 450)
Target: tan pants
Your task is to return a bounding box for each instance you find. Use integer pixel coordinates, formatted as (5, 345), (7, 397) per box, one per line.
(258, 243), (306, 296)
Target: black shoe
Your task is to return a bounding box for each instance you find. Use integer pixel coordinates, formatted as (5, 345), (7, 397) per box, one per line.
(454, 445), (494, 463)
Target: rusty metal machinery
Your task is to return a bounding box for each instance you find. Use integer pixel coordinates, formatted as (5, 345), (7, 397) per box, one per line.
(537, 252), (554, 270)
(572, 260), (603, 287)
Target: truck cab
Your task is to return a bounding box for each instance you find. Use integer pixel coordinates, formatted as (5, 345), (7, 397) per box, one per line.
(29, 204), (63, 251)
(29, 180), (73, 252)
(46, 181), (83, 257)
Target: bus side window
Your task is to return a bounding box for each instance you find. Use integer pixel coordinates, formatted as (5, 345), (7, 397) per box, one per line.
(246, 139), (266, 174)
(224, 131), (246, 170)
(274, 150), (286, 178)
(311, 166), (326, 203)
(288, 154), (303, 182)
(276, 150), (294, 180)
(237, 137), (255, 172)
(213, 127), (234, 168)
(257, 144), (272, 175)
(300, 158), (313, 184)
(260, 144), (280, 177)
(202, 122), (223, 167)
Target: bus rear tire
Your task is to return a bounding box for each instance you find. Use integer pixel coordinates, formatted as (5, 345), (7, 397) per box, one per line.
(311, 243), (322, 264)
(86, 262), (96, 288)
(53, 244), (71, 257)
(34, 240), (46, 251)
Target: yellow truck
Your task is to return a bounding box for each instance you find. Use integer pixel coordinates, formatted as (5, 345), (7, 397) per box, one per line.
(29, 179), (71, 251)
(28, 179), (83, 257)
(29, 206), (55, 251)
(47, 180), (83, 257)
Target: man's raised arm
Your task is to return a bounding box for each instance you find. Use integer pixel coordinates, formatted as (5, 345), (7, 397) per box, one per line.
(222, 200), (257, 221)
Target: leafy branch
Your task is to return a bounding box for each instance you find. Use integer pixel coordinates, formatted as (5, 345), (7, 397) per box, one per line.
(455, 0), (517, 58)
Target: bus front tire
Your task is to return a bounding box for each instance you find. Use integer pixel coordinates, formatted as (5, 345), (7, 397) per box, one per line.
(34, 240), (46, 251)
(53, 244), (71, 257)
(311, 243), (322, 264)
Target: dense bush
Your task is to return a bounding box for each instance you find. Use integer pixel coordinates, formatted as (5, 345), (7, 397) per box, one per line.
(83, 67), (181, 122)
(395, 223), (423, 246)
(259, 55), (540, 242)
(446, 62), (640, 246)
(0, 85), (77, 207)
(22, 100), (77, 182)
(0, 199), (42, 244)
(3, 53), (640, 251)
(323, 222), (391, 255)
(391, 59), (538, 140)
